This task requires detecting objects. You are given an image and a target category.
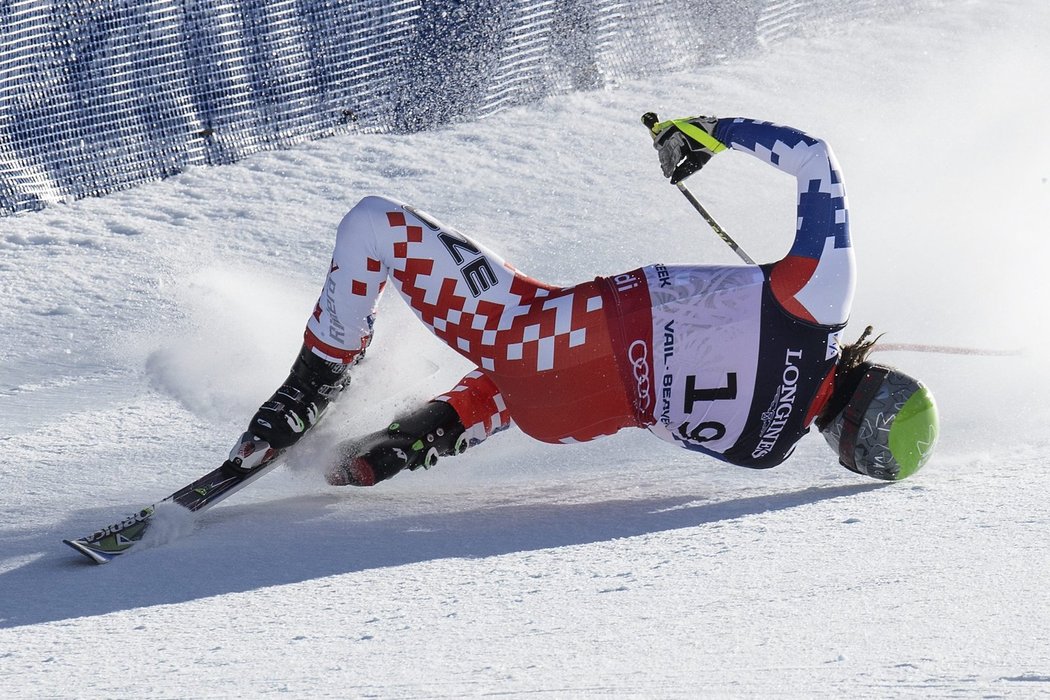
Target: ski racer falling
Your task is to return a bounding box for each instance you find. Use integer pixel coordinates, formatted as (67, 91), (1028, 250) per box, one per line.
(234, 116), (939, 486)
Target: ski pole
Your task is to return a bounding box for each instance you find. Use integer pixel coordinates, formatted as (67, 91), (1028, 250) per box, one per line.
(871, 343), (1023, 357)
(642, 112), (756, 265)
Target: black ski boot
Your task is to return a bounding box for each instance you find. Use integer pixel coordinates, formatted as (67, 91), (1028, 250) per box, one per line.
(327, 401), (468, 486)
(249, 344), (353, 449)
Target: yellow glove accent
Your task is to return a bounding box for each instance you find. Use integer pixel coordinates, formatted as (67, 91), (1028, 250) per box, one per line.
(653, 117), (727, 153)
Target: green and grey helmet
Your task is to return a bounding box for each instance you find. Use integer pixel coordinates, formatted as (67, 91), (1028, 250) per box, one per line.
(817, 362), (938, 480)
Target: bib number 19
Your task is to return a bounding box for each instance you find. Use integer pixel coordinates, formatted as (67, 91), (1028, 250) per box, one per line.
(678, 372), (738, 443)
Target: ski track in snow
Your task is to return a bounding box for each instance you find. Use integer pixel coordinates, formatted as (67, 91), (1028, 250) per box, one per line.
(2, 1), (1050, 696)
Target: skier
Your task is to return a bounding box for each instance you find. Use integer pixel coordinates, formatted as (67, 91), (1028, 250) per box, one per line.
(232, 115), (938, 486)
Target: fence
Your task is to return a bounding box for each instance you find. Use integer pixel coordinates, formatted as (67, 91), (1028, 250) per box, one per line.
(0, 0), (917, 216)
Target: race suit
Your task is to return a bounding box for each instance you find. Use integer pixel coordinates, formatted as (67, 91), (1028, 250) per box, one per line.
(304, 118), (855, 468)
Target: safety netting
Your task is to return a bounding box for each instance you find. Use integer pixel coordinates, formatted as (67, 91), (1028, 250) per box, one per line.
(0, 0), (917, 216)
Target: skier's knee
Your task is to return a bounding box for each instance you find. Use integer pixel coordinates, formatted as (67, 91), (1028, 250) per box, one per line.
(347, 195), (402, 223)
(335, 196), (406, 246)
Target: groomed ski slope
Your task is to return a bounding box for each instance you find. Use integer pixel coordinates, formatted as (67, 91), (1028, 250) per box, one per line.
(2, 1), (1049, 696)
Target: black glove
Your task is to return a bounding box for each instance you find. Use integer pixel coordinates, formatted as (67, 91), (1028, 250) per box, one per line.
(651, 116), (726, 184)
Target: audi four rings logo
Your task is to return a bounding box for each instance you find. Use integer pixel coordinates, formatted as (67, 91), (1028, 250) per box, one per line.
(629, 340), (652, 410)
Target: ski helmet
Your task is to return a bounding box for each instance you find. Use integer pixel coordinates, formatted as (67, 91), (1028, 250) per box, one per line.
(817, 362), (938, 480)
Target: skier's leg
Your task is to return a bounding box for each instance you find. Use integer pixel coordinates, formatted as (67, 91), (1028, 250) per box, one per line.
(237, 193), (538, 455)
(239, 194), (635, 464)
(435, 369), (514, 447)
(236, 218), (381, 452)
(321, 195), (636, 444)
(328, 370), (513, 486)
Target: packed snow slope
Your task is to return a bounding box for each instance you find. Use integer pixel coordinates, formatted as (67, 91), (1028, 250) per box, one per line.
(2, 1), (1049, 696)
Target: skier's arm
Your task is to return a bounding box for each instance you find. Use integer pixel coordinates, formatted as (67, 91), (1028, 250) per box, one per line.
(713, 118), (855, 325)
(652, 116), (855, 325)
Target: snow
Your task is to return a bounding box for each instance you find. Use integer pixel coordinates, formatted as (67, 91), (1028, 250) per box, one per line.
(2, 0), (1050, 696)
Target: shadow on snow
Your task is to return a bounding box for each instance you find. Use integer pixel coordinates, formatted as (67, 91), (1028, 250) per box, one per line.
(0, 481), (886, 628)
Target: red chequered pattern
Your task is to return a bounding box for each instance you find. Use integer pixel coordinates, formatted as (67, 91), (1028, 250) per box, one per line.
(307, 197), (638, 444)
(304, 241), (387, 364)
(380, 206), (636, 443)
(383, 209), (603, 376)
(304, 327), (367, 363)
(436, 370), (512, 439)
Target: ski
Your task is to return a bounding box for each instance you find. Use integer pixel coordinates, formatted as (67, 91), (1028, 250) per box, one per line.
(63, 435), (283, 564)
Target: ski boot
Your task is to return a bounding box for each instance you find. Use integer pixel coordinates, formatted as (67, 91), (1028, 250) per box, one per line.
(327, 401), (468, 486)
(248, 343), (353, 449)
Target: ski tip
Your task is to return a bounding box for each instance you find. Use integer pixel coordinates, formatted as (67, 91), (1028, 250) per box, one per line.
(63, 538), (116, 565)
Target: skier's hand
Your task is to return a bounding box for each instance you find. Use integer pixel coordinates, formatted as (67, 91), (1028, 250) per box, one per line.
(650, 116), (727, 184)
